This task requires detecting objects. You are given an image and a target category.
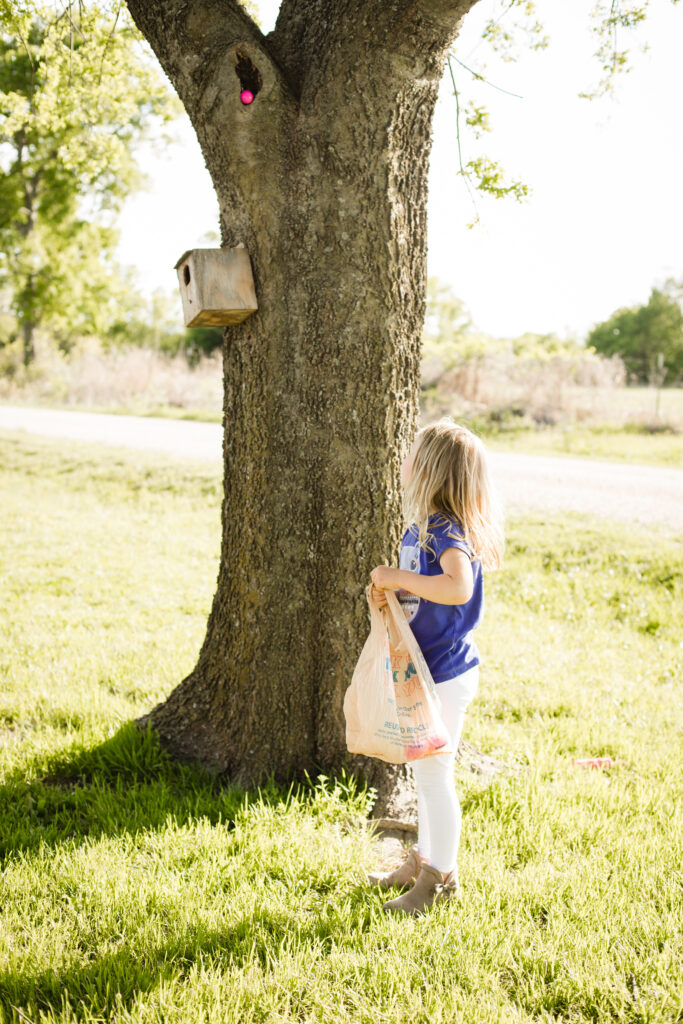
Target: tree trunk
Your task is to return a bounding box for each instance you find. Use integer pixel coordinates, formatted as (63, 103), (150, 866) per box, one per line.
(17, 160), (42, 366)
(125, 0), (479, 819)
(22, 316), (35, 367)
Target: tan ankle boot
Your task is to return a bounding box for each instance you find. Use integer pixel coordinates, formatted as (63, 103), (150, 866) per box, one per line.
(367, 844), (423, 889)
(382, 863), (460, 916)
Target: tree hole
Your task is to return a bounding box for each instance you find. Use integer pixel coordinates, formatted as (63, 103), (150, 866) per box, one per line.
(235, 49), (262, 100)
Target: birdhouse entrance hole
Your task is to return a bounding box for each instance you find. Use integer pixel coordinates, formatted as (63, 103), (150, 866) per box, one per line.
(183, 265), (191, 286)
(235, 49), (262, 100)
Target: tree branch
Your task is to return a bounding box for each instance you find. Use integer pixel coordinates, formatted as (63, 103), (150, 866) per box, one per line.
(367, 0), (482, 65)
(394, 0), (482, 25)
(267, 0), (482, 94)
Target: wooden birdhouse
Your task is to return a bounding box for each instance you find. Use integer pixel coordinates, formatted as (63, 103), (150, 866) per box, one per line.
(174, 246), (258, 327)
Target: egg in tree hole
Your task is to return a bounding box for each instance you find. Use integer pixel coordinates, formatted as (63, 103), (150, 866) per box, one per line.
(240, 89), (254, 105)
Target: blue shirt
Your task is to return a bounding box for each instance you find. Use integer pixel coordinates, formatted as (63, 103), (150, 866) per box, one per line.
(397, 513), (484, 683)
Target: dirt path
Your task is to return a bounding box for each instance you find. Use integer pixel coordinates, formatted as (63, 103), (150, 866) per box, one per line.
(1, 405), (681, 531)
(487, 449), (682, 530)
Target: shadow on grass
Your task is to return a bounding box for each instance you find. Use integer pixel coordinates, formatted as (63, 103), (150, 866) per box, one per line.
(1, 718), (517, 868)
(0, 720), (324, 866)
(0, 723), (383, 1021)
(0, 895), (381, 1023)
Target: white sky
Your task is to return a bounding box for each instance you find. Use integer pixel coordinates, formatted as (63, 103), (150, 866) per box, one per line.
(115, 0), (683, 341)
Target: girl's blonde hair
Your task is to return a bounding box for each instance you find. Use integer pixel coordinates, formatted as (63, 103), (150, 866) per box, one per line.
(402, 418), (504, 570)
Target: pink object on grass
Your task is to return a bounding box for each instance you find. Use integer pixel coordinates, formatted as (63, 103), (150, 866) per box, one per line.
(572, 756), (627, 769)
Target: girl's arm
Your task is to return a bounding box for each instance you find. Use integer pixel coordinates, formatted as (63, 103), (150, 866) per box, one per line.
(372, 548), (473, 606)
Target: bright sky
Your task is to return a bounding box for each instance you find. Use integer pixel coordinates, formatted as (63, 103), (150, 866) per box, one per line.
(115, 0), (683, 341)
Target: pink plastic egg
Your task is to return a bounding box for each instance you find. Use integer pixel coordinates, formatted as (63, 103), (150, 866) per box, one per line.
(240, 89), (254, 105)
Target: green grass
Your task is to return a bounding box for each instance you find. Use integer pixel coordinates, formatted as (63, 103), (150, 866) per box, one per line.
(88, 404), (223, 423)
(1, 432), (681, 1023)
(0, 396), (223, 423)
(486, 422), (682, 466)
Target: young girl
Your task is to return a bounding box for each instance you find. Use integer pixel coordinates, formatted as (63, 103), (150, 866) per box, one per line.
(368, 418), (504, 917)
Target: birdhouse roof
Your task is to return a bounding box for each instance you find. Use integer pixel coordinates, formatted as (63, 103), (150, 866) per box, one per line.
(173, 250), (195, 270)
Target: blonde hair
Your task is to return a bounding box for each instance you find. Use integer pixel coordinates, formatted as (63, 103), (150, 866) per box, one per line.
(402, 418), (504, 571)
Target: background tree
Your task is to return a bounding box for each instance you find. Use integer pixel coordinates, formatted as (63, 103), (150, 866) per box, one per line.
(587, 282), (683, 385)
(420, 277), (502, 404)
(0, 1), (183, 363)
(421, 277), (476, 384)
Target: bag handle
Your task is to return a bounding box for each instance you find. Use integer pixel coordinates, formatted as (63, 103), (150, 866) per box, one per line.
(366, 581), (438, 696)
(364, 581), (388, 633)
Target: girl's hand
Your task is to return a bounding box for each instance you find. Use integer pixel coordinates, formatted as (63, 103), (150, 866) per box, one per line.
(370, 584), (388, 607)
(370, 565), (402, 591)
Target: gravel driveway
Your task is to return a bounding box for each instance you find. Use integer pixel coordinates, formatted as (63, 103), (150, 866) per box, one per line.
(1, 405), (681, 531)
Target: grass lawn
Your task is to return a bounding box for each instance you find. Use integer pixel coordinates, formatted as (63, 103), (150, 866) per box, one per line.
(1, 432), (681, 1024)
(485, 423), (683, 467)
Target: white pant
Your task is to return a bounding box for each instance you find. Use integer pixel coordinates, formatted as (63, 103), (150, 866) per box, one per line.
(410, 665), (479, 876)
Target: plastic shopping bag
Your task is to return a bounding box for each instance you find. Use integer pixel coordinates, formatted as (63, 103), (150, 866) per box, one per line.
(343, 582), (453, 764)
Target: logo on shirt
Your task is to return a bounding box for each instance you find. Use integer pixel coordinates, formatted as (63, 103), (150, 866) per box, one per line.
(398, 542), (421, 623)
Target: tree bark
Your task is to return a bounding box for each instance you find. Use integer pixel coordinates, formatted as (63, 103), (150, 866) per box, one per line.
(125, 0), (479, 819)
